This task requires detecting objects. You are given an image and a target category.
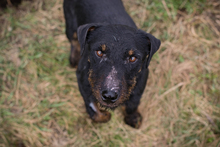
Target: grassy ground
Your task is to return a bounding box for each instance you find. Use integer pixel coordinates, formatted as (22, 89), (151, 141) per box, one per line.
(0, 0), (220, 146)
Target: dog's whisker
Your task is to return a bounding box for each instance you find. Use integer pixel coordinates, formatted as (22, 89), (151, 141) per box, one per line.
(113, 35), (117, 42)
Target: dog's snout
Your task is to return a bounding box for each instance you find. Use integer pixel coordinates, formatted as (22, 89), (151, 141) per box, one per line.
(101, 90), (118, 103)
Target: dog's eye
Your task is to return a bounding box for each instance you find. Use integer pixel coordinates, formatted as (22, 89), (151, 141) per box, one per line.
(129, 56), (137, 62)
(96, 50), (103, 57)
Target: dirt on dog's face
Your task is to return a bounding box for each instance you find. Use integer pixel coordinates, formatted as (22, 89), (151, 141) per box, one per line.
(86, 25), (150, 108)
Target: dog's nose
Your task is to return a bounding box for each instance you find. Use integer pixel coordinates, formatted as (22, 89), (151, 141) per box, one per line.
(101, 90), (118, 103)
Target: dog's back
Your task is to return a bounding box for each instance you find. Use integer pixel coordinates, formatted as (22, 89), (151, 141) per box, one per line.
(64, 0), (136, 28)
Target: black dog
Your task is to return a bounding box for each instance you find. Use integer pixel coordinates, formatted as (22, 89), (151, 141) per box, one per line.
(63, 0), (161, 128)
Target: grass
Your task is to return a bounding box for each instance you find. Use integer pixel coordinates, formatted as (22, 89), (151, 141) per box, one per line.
(0, 0), (220, 146)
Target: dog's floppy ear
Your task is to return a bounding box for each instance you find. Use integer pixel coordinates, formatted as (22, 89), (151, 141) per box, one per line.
(77, 23), (102, 56)
(137, 30), (161, 68)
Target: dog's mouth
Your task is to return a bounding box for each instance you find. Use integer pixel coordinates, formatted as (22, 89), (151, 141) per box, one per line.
(97, 99), (121, 109)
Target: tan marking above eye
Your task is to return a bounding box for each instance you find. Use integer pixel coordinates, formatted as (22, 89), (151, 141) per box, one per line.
(96, 50), (103, 57)
(128, 50), (134, 56)
(129, 56), (137, 62)
(101, 44), (106, 51)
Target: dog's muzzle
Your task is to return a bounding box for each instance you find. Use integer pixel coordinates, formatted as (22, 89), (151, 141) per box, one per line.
(102, 66), (120, 104)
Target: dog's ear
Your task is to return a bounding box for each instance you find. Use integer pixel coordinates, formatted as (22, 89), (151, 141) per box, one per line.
(77, 23), (102, 56)
(137, 30), (161, 68)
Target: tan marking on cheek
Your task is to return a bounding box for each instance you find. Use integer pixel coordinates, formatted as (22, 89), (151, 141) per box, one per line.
(89, 70), (101, 102)
(88, 71), (103, 103)
(128, 76), (137, 96)
(117, 79), (128, 104)
(101, 44), (106, 51)
(128, 50), (134, 56)
(88, 57), (90, 62)
(88, 69), (94, 89)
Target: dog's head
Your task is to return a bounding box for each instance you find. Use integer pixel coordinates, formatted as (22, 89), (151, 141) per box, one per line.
(77, 23), (161, 108)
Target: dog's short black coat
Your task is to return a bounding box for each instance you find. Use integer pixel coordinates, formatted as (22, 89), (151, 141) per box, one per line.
(63, 0), (161, 128)
(0, 0), (22, 8)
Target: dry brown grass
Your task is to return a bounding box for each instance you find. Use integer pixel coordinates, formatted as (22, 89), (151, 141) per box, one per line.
(0, 0), (220, 146)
